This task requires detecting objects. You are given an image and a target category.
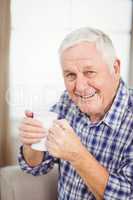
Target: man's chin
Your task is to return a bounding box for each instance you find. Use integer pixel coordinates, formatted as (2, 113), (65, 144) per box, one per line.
(73, 98), (100, 113)
(78, 106), (91, 115)
(78, 104), (99, 115)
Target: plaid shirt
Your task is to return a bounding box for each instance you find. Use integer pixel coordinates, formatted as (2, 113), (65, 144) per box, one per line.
(19, 79), (133, 200)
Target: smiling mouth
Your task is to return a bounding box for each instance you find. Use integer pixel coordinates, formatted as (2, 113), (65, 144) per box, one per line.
(76, 92), (96, 102)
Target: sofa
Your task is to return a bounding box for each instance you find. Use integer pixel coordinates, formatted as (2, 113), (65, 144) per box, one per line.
(0, 164), (58, 200)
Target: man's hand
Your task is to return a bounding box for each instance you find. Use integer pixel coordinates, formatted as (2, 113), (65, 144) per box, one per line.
(18, 111), (46, 166)
(19, 111), (46, 146)
(47, 119), (83, 162)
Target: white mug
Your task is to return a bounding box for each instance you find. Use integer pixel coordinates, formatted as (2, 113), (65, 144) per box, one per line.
(31, 111), (57, 151)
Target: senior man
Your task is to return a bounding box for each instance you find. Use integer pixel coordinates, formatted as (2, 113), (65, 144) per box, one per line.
(19, 27), (133, 200)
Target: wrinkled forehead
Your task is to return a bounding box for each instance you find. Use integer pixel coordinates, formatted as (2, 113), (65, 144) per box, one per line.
(60, 42), (105, 68)
(60, 41), (105, 64)
(61, 42), (97, 60)
(62, 58), (93, 69)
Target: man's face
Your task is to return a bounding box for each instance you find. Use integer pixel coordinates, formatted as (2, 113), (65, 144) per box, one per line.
(61, 42), (120, 122)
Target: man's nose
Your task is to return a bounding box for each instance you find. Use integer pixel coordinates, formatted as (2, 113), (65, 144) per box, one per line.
(75, 75), (88, 92)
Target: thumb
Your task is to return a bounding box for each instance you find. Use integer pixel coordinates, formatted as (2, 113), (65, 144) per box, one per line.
(25, 110), (34, 118)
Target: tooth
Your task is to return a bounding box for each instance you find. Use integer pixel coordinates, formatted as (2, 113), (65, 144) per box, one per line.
(81, 93), (95, 99)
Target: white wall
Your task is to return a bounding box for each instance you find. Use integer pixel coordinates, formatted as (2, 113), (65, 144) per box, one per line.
(9, 0), (132, 119)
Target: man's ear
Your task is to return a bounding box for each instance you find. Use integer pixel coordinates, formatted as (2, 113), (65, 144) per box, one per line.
(113, 59), (120, 75)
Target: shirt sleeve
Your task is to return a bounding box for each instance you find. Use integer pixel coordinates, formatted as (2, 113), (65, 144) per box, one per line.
(104, 139), (133, 200)
(18, 146), (58, 176)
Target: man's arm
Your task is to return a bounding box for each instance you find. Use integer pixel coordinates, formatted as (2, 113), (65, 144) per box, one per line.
(18, 144), (56, 176)
(70, 145), (109, 200)
(23, 145), (44, 166)
(47, 119), (133, 200)
(47, 119), (108, 199)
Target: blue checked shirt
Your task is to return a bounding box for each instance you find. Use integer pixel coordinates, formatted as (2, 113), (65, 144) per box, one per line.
(18, 79), (133, 200)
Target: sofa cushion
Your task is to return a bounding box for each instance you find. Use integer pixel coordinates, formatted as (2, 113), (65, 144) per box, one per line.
(0, 165), (58, 200)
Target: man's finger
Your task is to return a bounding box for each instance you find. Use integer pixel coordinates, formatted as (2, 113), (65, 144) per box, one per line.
(22, 117), (43, 127)
(25, 110), (34, 118)
(54, 119), (71, 131)
(20, 131), (45, 139)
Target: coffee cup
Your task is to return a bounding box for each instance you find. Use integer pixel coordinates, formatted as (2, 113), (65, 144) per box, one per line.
(31, 111), (57, 151)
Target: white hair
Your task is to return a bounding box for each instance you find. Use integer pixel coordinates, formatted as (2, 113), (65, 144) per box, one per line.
(59, 27), (117, 70)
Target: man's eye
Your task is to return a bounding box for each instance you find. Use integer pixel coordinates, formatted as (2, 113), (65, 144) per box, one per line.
(65, 73), (76, 81)
(85, 71), (96, 77)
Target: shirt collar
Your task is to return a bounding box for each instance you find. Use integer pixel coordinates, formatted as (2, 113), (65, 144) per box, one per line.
(102, 79), (129, 130)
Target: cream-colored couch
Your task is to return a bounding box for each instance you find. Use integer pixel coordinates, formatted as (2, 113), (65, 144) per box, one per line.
(0, 165), (58, 200)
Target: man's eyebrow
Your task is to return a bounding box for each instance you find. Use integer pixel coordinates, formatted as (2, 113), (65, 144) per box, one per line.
(83, 65), (93, 70)
(63, 70), (73, 74)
